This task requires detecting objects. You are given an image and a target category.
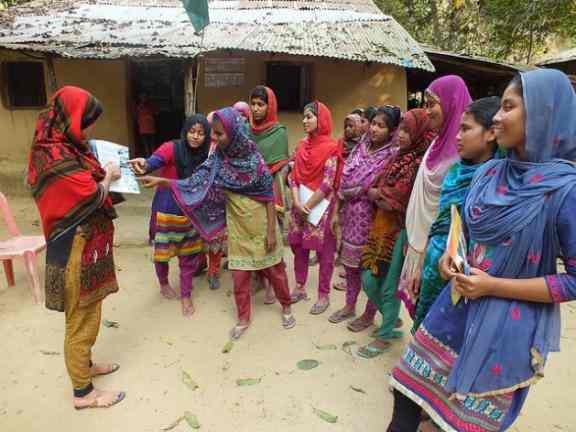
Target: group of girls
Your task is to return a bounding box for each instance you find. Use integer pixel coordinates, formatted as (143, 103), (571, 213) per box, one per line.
(135, 69), (576, 431)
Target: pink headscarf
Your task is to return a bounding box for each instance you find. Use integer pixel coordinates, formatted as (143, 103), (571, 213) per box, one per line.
(233, 101), (250, 120)
(425, 75), (472, 169)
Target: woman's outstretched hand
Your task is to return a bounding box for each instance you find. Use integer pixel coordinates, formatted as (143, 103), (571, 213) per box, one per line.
(127, 158), (148, 175)
(138, 176), (170, 188)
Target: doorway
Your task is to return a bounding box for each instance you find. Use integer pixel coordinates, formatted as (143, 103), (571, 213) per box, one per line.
(131, 60), (185, 157)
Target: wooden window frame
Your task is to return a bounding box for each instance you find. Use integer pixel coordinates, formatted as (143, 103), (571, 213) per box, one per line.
(265, 61), (313, 112)
(2, 61), (48, 110)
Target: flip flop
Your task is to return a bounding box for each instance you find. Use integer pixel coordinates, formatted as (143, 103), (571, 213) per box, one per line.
(264, 294), (276, 305)
(91, 363), (120, 377)
(328, 309), (356, 324)
(290, 291), (309, 304)
(74, 391), (126, 410)
(208, 276), (220, 290)
(357, 343), (390, 359)
(310, 300), (330, 315)
(230, 324), (250, 340)
(282, 313), (296, 329)
(347, 317), (374, 333)
(333, 281), (346, 291)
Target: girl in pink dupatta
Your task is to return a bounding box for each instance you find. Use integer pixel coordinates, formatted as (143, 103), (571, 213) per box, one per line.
(397, 75), (472, 317)
(329, 106), (401, 332)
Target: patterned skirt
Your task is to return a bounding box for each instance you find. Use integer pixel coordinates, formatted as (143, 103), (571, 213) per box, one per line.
(390, 285), (526, 432)
(153, 211), (203, 263)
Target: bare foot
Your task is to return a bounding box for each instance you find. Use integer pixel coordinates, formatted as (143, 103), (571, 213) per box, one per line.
(90, 363), (120, 377)
(73, 388), (125, 410)
(181, 297), (195, 317)
(264, 286), (276, 305)
(160, 283), (178, 300)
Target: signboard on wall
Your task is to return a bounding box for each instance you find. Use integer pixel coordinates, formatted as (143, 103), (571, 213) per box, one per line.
(204, 57), (246, 88)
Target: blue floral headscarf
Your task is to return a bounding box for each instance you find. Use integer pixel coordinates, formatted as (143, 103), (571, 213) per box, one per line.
(171, 107), (274, 240)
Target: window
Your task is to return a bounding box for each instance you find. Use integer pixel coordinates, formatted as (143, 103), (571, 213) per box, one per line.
(266, 62), (312, 111)
(3, 61), (47, 108)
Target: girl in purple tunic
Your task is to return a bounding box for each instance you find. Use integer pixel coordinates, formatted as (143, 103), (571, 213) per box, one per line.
(129, 115), (210, 317)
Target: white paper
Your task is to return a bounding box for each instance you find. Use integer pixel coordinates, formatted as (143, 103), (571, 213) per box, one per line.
(299, 184), (329, 227)
(89, 139), (140, 194)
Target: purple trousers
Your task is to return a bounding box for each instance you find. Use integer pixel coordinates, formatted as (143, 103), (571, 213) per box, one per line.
(344, 265), (377, 318)
(291, 238), (336, 299)
(154, 254), (202, 298)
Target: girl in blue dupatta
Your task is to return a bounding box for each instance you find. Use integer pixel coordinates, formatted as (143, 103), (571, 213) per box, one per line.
(140, 107), (296, 340)
(388, 69), (576, 432)
(411, 96), (501, 332)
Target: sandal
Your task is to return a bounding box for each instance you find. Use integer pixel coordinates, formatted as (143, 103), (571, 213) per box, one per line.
(74, 391), (126, 410)
(282, 313), (296, 330)
(230, 324), (250, 340)
(333, 281), (346, 291)
(347, 316), (374, 333)
(357, 342), (391, 359)
(290, 290), (309, 304)
(91, 363), (120, 378)
(310, 300), (330, 315)
(208, 275), (220, 290)
(328, 309), (356, 324)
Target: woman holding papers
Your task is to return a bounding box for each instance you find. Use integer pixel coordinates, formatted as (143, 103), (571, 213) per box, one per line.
(358, 109), (435, 358)
(129, 115), (210, 317)
(140, 107), (295, 340)
(288, 101), (343, 315)
(28, 86), (125, 409)
(388, 70), (576, 432)
(411, 96), (500, 333)
(328, 106), (400, 331)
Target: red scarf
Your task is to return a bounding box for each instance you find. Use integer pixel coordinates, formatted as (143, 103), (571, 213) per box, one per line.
(293, 101), (343, 190)
(27, 86), (112, 240)
(249, 86), (279, 135)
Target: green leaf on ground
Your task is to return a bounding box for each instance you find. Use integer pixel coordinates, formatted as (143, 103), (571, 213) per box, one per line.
(313, 407), (338, 423)
(297, 359), (320, 370)
(181, 370), (199, 391)
(314, 343), (337, 351)
(222, 341), (234, 354)
(160, 416), (183, 431)
(184, 411), (201, 429)
(350, 385), (366, 394)
(102, 319), (119, 328)
(236, 378), (261, 386)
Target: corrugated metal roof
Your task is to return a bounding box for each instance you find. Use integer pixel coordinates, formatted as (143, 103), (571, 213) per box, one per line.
(538, 48), (576, 66)
(0, 0), (434, 71)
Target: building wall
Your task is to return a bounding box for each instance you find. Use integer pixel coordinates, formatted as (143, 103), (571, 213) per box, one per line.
(197, 51), (407, 152)
(0, 50), (129, 167)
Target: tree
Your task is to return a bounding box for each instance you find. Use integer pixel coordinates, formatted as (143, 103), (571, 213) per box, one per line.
(376, 0), (576, 63)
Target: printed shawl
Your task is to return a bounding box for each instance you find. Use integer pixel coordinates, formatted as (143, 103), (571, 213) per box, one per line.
(292, 101), (343, 190)
(361, 109), (435, 274)
(449, 68), (576, 397)
(27, 85), (113, 242)
(171, 107), (274, 240)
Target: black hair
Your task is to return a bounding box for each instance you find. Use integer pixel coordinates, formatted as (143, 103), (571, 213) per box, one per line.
(304, 101), (317, 116)
(508, 74), (523, 97)
(363, 106), (377, 122)
(351, 108), (364, 116)
(250, 85), (268, 104)
(373, 105), (402, 131)
(465, 96), (500, 131)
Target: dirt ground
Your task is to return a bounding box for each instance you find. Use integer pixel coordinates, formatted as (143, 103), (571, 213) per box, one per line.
(1, 187), (576, 432)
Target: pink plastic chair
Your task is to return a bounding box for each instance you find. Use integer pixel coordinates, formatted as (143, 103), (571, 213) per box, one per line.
(0, 192), (46, 303)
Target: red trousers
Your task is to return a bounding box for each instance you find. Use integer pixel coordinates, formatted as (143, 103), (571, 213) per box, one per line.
(231, 261), (291, 322)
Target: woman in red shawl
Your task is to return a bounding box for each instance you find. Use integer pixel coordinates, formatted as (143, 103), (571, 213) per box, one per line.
(27, 86), (125, 409)
(288, 101), (343, 315)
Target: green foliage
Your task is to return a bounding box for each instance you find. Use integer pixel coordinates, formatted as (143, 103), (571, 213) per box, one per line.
(376, 0), (576, 63)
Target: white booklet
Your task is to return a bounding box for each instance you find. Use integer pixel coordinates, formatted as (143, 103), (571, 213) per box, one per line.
(299, 184), (330, 227)
(89, 139), (140, 194)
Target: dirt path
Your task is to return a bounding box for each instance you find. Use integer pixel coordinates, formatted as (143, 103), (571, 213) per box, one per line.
(1, 191), (575, 431)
